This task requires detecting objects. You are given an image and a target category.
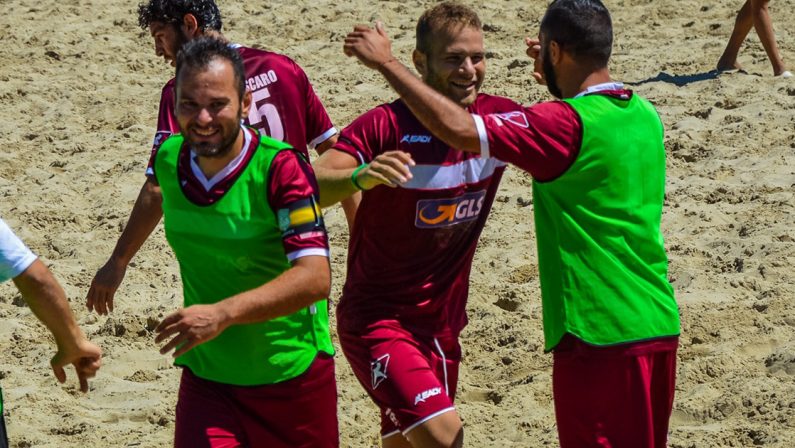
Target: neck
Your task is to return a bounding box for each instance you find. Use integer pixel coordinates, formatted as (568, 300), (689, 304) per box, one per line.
(196, 128), (245, 179)
(561, 67), (612, 98)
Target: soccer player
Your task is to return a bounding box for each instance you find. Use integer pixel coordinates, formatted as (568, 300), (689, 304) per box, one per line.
(343, 0), (681, 447)
(150, 37), (336, 447)
(0, 218), (102, 447)
(86, 0), (340, 315)
(313, 3), (522, 447)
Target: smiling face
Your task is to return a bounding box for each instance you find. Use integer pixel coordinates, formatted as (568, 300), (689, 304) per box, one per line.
(175, 58), (249, 158)
(149, 21), (188, 67)
(418, 25), (485, 107)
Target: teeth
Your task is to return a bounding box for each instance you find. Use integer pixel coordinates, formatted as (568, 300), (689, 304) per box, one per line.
(194, 129), (216, 136)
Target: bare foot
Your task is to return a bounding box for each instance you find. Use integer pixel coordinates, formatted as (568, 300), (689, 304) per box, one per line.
(716, 59), (743, 72)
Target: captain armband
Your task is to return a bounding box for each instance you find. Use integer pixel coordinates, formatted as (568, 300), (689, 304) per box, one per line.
(277, 196), (325, 238)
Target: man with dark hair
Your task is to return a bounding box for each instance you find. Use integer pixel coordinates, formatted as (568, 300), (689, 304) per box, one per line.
(314, 3), (522, 447)
(151, 36), (337, 447)
(86, 0), (340, 315)
(0, 218), (101, 447)
(343, 0), (681, 447)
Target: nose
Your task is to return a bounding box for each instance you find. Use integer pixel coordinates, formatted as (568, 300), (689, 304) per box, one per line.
(196, 108), (212, 125)
(459, 57), (476, 77)
(155, 42), (163, 57)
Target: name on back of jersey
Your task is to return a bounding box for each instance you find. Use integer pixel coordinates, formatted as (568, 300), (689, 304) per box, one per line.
(415, 190), (486, 229)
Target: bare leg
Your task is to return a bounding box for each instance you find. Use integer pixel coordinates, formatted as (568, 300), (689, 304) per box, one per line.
(382, 411), (463, 448)
(750, 0), (787, 75)
(717, 1), (754, 71)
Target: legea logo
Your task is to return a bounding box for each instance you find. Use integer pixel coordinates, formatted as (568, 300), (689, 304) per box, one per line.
(400, 134), (432, 144)
(415, 191), (487, 228)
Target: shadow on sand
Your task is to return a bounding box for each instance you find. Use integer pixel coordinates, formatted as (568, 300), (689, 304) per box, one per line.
(626, 70), (751, 87)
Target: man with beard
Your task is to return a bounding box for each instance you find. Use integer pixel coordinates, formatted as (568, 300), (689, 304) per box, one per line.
(86, 0), (341, 316)
(342, 0), (680, 447)
(150, 37), (337, 447)
(313, 3), (522, 447)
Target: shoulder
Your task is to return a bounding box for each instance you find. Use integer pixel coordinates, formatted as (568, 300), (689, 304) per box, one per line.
(470, 93), (523, 113)
(161, 78), (176, 97)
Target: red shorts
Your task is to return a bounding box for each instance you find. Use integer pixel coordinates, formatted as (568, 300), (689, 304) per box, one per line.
(174, 354), (338, 448)
(552, 335), (679, 448)
(338, 320), (461, 438)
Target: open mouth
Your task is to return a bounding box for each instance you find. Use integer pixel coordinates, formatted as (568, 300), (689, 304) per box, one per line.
(191, 127), (219, 138)
(450, 80), (476, 92)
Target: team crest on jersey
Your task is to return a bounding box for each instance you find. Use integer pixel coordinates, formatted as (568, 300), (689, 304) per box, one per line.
(152, 131), (172, 149)
(371, 354), (390, 390)
(493, 111), (529, 128)
(415, 190), (487, 229)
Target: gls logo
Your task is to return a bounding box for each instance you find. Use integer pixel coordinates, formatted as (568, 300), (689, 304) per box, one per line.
(415, 190), (487, 228)
(400, 134), (432, 144)
(414, 387), (442, 405)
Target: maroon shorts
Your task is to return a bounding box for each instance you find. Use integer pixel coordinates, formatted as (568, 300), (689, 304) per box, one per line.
(174, 354), (338, 448)
(338, 320), (461, 438)
(552, 334), (679, 448)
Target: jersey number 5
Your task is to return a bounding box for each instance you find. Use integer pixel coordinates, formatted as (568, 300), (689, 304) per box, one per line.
(247, 88), (284, 141)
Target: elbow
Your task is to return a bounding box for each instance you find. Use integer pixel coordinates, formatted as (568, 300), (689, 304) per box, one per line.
(301, 262), (331, 302)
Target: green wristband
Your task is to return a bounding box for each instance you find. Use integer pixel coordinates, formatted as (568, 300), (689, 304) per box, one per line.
(351, 164), (367, 191)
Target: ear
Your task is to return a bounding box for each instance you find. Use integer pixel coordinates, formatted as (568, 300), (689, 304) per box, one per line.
(412, 49), (427, 78)
(181, 13), (200, 38)
(241, 90), (252, 117)
(548, 41), (563, 66)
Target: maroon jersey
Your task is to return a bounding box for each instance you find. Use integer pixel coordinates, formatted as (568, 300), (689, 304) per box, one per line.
(151, 127), (329, 259)
(334, 94), (523, 337)
(146, 45), (336, 178)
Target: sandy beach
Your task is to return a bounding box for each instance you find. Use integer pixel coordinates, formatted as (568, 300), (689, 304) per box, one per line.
(0, 0), (793, 446)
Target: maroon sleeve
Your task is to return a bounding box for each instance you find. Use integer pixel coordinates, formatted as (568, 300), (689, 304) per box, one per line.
(145, 80), (180, 181)
(475, 101), (582, 181)
(267, 150), (329, 261)
(292, 61), (336, 151)
(333, 105), (396, 164)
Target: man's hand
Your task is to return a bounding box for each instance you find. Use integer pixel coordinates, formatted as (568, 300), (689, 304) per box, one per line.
(355, 151), (416, 190)
(51, 339), (102, 393)
(155, 304), (229, 358)
(344, 21), (395, 70)
(525, 37), (545, 85)
(86, 258), (127, 315)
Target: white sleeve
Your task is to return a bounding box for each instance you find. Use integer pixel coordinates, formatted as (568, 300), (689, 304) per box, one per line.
(0, 218), (37, 283)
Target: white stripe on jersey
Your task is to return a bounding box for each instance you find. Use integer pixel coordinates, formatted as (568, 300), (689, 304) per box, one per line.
(472, 114), (491, 159)
(286, 247), (330, 262)
(309, 127), (338, 150)
(400, 157), (505, 191)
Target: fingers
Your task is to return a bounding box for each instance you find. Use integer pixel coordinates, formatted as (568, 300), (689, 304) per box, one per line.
(78, 372), (89, 393)
(159, 332), (189, 356)
(154, 311), (182, 337)
(172, 338), (200, 358)
(375, 21), (386, 37)
(368, 154), (414, 184)
(51, 363), (67, 384)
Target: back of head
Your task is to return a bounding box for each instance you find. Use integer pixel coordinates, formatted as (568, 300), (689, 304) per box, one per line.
(175, 36), (245, 99)
(138, 0), (223, 31)
(416, 1), (482, 54)
(540, 0), (612, 68)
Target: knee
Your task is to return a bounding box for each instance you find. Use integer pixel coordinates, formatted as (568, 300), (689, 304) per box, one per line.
(750, 0), (770, 11)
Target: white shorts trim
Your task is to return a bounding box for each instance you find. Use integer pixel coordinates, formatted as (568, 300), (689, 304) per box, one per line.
(381, 429), (402, 440)
(402, 406), (456, 436)
(433, 338), (449, 397)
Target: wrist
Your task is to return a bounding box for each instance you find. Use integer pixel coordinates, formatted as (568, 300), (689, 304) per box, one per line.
(376, 57), (399, 73)
(351, 164), (368, 191)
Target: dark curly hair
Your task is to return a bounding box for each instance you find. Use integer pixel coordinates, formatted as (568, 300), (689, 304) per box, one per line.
(138, 0), (222, 32)
(175, 36), (246, 100)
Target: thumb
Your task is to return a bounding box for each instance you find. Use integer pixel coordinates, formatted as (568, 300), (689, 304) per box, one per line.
(375, 21), (387, 37)
(51, 355), (67, 384)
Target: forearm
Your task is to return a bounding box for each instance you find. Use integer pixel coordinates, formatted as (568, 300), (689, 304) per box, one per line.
(377, 60), (481, 152)
(314, 165), (361, 208)
(109, 179), (163, 265)
(217, 257), (331, 327)
(13, 260), (84, 348)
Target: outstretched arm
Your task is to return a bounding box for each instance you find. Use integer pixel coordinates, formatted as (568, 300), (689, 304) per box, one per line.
(86, 178), (163, 315)
(313, 148), (415, 208)
(155, 255), (330, 358)
(13, 260), (102, 392)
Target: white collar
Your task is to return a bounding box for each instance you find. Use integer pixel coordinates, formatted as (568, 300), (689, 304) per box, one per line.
(189, 126), (252, 191)
(574, 82), (626, 98)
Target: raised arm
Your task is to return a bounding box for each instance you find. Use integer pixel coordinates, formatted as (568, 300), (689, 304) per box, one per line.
(343, 23), (481, 153)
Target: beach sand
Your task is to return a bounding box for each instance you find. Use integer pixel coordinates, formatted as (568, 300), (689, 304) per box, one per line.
(0, 0), (793, 446)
